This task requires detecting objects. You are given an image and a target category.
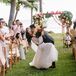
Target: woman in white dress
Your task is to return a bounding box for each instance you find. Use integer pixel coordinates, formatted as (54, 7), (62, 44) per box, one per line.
(29, 31), (58, 69)
(0, 43), (6, 75)
(0, 43), (5, 66)
(15, 33), (25, 60)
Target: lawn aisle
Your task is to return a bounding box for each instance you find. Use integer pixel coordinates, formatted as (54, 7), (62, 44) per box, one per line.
(6, 34), (76, 76)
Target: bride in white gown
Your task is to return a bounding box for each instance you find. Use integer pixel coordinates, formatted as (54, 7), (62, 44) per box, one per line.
(29, 31), (58, 69)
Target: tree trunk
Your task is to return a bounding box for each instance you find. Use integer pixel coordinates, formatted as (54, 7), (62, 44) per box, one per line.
(14, 9), (19, 21)
(8, 0), (16, 27)
(31, 7), (33, 24)
(39, 0), (42, 13)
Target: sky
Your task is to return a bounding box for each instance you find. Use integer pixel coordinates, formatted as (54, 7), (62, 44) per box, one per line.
(0, 0), (76, 33)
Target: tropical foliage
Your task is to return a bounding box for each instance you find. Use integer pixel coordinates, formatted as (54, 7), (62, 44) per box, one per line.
(27, 0), (38, 24)
(58, 11), (73, 27)
(14, 0), (35, 21)
(1, 0), (37, 26)
(45, 12), (53, 18)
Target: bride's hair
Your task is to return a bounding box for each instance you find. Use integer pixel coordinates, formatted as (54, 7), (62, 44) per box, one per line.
(35, 31), (41, 38)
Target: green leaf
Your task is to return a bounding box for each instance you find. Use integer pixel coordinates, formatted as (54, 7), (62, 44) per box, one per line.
(45, 12), (53, 18)
(59, 11), (73, 21)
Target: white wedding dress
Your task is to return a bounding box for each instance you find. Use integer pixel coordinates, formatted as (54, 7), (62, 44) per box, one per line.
(0, 43), (6, 66)
(29, 36), (58, 69)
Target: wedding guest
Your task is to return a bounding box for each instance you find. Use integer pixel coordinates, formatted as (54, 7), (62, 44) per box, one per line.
(0, 18), (10, 68)
(64, 32), (71, 47)
(20, 23), (26, 40)
(26, 24), (36, 46)
(15, 33), (25, 60)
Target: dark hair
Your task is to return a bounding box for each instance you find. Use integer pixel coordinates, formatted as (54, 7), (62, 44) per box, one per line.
(30, 24), (35, 29)
(20, 22), (22, 25)
(74, 37), (76, 39)
(16, 19), (19, 23)
(0, 18), (4, 21)
(73, 21), (76, 29)
(10, 36), (15, 41)
(15, 33), (20, 39)
(35, 31), (41, 38)
(0, 18), (5, 23)
(12, 21), (16, 25)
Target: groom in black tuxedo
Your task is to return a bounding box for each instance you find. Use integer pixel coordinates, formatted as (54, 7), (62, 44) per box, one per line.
(41, 29), (55, 68)
(42, 31), (54, 44)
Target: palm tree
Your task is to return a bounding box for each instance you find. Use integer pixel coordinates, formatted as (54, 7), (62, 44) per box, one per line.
(1, 0), (34, 26)
(9, 0), (34, 26)
(14, 0), (20, 21)
(39, 0), (42, 13)
(27, 0), (38, 24)
(14, 0), (34, 21)
(8, 0), (16, 27)
(1, 0), (16, 26)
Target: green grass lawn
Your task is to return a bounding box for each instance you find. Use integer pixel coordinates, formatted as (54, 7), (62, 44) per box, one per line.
(6, 33), (76, 76)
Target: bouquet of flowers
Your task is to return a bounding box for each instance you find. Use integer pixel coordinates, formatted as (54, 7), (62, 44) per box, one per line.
(33, 14), (44, 26)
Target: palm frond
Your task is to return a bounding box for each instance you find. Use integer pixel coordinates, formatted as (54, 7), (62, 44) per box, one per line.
(19, 0), (33, 8)
(33, 4), (38, 11)
(0, 0), (10, 3)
